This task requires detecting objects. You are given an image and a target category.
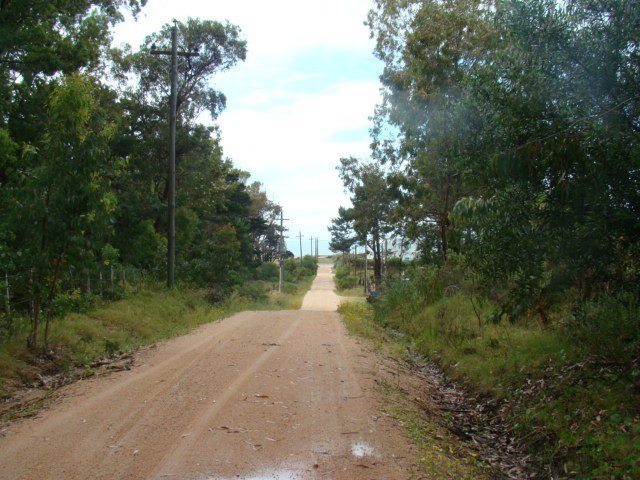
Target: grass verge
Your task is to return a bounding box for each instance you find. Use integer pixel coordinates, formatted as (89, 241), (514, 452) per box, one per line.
(0, 277), (314, 408)
(372, 286), (640, 479)
(338, 300), (496, 479)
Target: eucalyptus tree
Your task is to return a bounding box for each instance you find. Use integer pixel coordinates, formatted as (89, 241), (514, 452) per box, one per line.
(367, 0), (496, 262)
(368, 0), (640, 318)
(246, 182), (283, 263)
(0, 0), (146, 348)
(337, 157), (397, 283)
(110, 18), (247, 271)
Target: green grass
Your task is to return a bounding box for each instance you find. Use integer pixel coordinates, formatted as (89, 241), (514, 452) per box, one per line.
(338, 301), (390, 351)
(338, 301), (493, 479)
(0, 277), (315, 401)
(369, 286), (640, 479)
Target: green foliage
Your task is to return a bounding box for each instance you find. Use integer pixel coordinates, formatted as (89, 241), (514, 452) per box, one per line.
(335, 157), (396, 281)
(571, 292), (640, 364)
(233, 281), (269, 302)
(255, 262), (279, 282)
(52, 289), (98, 318)
(328, 206), (356, 254)
(334, 264), (358, 291)
(0, 4), (282, 353)
(366, 260), (640, 478)
(284, 256), (318, 281)
(367, 0), (640, 318)
(127, 220), (167, 269)
(338, 301), (390, 351)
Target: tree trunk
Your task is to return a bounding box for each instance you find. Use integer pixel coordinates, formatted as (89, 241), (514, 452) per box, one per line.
(44, 257), (64, 349)
(371, 235), (383, 286)
(28, 289), (41, 350)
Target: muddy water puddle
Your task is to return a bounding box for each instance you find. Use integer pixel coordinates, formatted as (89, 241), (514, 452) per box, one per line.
(351, 441), (377, 458)
(207, 470), (304, 480)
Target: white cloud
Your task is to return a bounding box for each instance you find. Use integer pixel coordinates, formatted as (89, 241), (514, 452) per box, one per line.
(114, 0), (375, 55)
(113, 0), (382, 254)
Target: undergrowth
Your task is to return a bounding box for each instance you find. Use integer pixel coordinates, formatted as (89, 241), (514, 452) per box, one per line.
(343, 262), (640, 479)
(0, 277), (313, 401)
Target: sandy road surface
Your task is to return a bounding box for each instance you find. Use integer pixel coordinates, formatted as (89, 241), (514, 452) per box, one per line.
(0, 264), (419, 479)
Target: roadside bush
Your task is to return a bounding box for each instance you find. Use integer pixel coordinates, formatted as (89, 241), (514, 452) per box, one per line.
(334, 264), (358, 291)
(205, 283), (232, 304)
(300, 255), (318, 276)
(255, 262), (279, 281)
(234, 281), (269, 302)
(52, 289), (98, 317)
(571, 292), (640, 363)
(284, 256), (318, 280)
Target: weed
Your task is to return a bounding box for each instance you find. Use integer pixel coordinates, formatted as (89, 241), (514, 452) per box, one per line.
(0, 275), (316, 401)
(369, 266), (640, 478)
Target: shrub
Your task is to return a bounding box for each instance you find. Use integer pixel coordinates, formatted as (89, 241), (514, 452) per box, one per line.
(255, 262), (279, 281)
(571, 292), (640, 363)
(234, 281), (269, 302)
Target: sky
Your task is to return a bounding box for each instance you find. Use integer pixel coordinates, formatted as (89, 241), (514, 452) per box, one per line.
(112, 0), (384, 256)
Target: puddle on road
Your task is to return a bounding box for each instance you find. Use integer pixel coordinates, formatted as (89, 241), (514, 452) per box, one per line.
(351, 441), (377, 458)
(207, 442), (378, 479)
(208, 470), (303, 480)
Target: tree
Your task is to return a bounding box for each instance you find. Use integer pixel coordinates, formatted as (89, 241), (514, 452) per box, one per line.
(0, 1), (144, 348)
(337, 157), (396, 284)
(367, 0), (495, 262)
(7, 74), (120, 348)
(368, 0), (640, 318)
(328, 207), (356, 255)
(109, 18), (248, 276)
(246, 181), (282, 263)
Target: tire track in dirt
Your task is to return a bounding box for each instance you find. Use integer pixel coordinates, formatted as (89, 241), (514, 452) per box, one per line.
(149, 315), (304, 478)
(0, 265), (420, 479)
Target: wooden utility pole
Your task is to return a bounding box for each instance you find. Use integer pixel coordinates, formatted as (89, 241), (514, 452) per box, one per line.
(151, 22), (199, 288)
(364, 237), (368, 294)
(297, 232), (304, 266)
(278, 210), (289, 292)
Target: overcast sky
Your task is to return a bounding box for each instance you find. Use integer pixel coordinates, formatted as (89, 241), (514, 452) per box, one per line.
(112, 0), (383, 256)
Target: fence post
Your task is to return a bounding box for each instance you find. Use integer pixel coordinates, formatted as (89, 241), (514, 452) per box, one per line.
(4, 272), (10, 315)
(29, 268), (34, 319)
(99, 270), (103, 298)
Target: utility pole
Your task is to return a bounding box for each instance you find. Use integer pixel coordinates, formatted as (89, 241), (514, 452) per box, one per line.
(297, 232), (304, 267)
(278, 210), (289, 292)
(384, 237), (388, 280)
(309, 236), (313, 259)
(151, 22), (198, 289)
(364, 236), (368, 294)
(354, 245), (357, 276)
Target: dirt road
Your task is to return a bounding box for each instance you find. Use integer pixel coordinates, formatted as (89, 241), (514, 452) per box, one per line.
(0, 264), (420, 479)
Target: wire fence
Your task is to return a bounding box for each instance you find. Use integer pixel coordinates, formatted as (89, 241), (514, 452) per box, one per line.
(1, 265), (158, 318)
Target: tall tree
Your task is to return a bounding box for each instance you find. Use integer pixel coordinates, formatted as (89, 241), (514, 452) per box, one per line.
(368, 0), (496, 261)
(337, 157), (396, 283)
(328, 207), (356, 256)
(109, 18), (247, 271)
(7, 74), (120, 348)
(368, 0), (640, 317)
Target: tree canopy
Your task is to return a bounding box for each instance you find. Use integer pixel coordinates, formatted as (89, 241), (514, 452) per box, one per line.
(0, 3), (281, 349)
(331, 0), (640, 319)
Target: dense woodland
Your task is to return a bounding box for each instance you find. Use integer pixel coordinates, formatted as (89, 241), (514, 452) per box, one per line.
(0, 1), (284, 349)
(333, 0), (639, 312)
(331, 0), (639, 477)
